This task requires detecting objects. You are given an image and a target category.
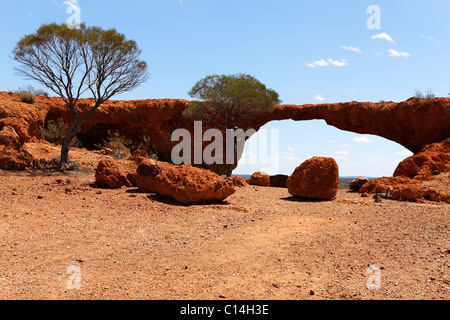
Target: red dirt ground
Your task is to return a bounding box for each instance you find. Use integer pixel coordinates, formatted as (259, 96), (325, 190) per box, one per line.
(0, 147), (449, 300)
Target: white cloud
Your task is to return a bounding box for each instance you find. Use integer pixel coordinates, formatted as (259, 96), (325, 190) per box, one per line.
(352, 136), (373, 143)
(335, 151), (350, 156)
(328, 58), (348, 67)
(421, 34), (447, 43)
(340, 46), (362, 53)
(372, 32), (395, 43)
(307, 58), (348, 68)
(388, 49), (411, 58)
(394, 150), (413, 157)
(307, 59), (329, 68)
(327, 139), (338, 144)
(313, 93), (325, 101)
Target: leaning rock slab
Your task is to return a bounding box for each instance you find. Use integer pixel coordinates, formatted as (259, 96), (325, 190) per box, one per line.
(135, 159), (235, 204)
(287, 157), (339, 200)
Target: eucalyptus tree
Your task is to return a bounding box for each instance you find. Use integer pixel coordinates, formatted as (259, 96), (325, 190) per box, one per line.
(13, 23), (149, 170)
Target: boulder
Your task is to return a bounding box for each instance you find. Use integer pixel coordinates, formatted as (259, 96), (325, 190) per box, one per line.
(247, 172), (270, 187)
(287, 157), (339, 200)
(95, 158), (132, 189)
(135, 159), (235, 204)
(0, 126), (34, 170)
(269, 174), (289, 188)
(226, 176), (250, 188)
(349, 177), (369, 192)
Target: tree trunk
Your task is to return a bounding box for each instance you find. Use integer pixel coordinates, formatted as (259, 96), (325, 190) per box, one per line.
(59, 119), (80, 171)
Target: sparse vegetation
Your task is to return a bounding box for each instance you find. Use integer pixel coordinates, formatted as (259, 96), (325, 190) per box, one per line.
(42, 119), (82, 147)
(378, 100), (386, 107)
(415, 89), (436, 102)
(95, 130), (133, 160)
(14, 85), (49, 97)
(138, 135), (158, 160)
(18, 91), (35, 104)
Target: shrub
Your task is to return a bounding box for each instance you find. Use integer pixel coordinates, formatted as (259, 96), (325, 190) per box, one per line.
(19, 91), (35, 104)
(415, 89), (435, 102)
(42, 119), (82, 147)
(414, 90), (425, 102)
(95, 130), (133, 160)
(14, 85), (49, 97)
(425, 89), (435, 101)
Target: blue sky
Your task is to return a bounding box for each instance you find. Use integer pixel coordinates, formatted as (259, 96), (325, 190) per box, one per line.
(1, 0), (449, 176)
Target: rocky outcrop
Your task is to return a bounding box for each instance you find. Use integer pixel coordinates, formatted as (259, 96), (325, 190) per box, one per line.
(359, 138), (450, 203)
(95, 159), (132, 189)
(359, 174), (450, 204)
(1, 92), (449, 175)
(349, 177), (370, 192)
(247, 172), (271, 187)
(394, 138), (450, 180)
(135, 159), (235, 204)
(287, 157), (339, 200)
(0, 126), (34, 170)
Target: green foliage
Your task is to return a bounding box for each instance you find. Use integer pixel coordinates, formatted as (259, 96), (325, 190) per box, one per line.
(184, 74), (281, 128)
(43, 119), (82, 147)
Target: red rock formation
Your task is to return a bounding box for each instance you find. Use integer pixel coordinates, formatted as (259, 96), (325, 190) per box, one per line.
(135, 159), (235, 204)
(1, 92), (449, 174)
(287, 157), (339, 200)
(95, 159), (131, 189)
(359, 174), (450, 204)
(349, 177), (370, 192)
(247, 172), (271, 187)
(394, 138), (450, 180)
(0, 126), (34, 170)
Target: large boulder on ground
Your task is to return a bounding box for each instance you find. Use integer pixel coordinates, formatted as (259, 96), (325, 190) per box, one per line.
(287, 157), (339, 200)
(95, 158), (132, 189)
(0, 126), (34, 170)
(270, 174), (289, 188)
(247, 172), (270, 187)
(135, 159), (235, 204)
(349, 177), (370, 192)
